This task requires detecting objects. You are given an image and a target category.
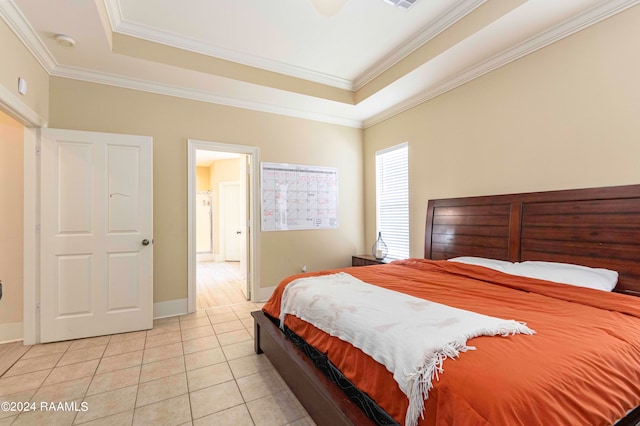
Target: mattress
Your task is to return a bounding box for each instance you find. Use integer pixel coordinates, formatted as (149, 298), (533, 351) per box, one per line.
(262, 259), (640, 425)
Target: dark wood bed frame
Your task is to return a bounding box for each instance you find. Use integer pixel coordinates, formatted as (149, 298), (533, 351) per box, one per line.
(253, 184), (640, 425)
(425, 184), (640, 296)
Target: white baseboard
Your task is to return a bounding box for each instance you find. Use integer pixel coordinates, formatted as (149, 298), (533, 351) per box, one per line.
(255, 286), (276, 303)
(196, 253), (215, 262)
(153, 298), (188, 319)
(0, 322), (23, 344)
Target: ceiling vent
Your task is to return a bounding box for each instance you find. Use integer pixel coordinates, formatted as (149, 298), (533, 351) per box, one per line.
(383, 0), (419, 9)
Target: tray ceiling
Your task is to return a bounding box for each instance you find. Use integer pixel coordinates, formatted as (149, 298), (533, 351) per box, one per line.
(2, 0), (638, 128)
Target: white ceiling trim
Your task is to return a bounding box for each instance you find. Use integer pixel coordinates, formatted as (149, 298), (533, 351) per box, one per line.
(104, 0), (353, 91)
(353, 0), (486, 90)
(0, 0), (56, 73)
(102, 0), (122, 31)
(51, 65), (363, 128)
(0, 81), (47, 126)
(113, 20), (353, 90)
(363, 0), (640, 128)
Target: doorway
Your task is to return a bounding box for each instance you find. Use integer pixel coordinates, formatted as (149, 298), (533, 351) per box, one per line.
(187, 140), (260, 313)
(0, 110), (25, 343)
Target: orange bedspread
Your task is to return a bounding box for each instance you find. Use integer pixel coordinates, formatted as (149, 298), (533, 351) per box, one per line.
(262, 259), (640, 426)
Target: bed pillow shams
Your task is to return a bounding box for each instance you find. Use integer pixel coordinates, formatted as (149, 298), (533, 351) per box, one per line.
(505, 261), (618, 292)
(448, 257), (618, 292)
(448, 256), (512, 272)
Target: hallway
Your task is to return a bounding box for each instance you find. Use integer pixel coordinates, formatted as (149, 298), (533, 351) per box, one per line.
(196, 262), (248, 309)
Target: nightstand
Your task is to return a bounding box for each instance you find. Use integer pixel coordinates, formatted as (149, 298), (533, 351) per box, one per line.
(352, 254), (389, 267)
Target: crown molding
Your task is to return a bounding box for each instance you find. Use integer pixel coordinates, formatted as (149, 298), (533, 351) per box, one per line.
(102, 0), (122, 31)
(107, 0), (487, 93)
(2, 0), (362, 128)
(353, 0), (486, 90)
(0, 0), (56, 73)
(105, 0), (353, 91)
(363, 0), (640, 128)
(5, 0), (639, 131)
(51, 65), (363, 128)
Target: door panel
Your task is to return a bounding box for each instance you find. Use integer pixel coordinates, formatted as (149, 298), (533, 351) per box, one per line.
(108, 253), (140, 311)
(40, 128), (153, 343)
(57, 255), (92, 316)
(58, 142), (92, 233)
(108, 145), (140, 232)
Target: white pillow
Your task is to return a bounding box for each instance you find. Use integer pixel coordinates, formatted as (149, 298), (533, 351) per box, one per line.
(503, 261), (618, 292)
(448, 256), (513, 272)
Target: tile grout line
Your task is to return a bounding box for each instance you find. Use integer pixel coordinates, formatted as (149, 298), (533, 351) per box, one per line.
(0, 262), (282, 424)
(1, 300), (308, 426)
(128, 331), (146, 426)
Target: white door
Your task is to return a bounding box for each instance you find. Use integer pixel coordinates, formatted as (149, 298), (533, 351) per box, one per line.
(237, 155), (249, 298)
(222, 182), (242, 262)
(40, 129), (153, 343)
(221, 179), (248, 299)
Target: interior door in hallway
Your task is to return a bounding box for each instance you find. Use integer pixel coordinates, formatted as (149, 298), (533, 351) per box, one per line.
(40, 128), (153, 343)
(222, 182), (242, 262)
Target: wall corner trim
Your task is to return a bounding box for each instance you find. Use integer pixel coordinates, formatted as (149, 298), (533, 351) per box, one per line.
(153, 298), (188, 319)
(256, 286), (276, 303)
(0, 321), (24, 344)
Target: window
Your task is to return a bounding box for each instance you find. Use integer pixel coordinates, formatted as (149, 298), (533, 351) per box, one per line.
(375, 143), (409, 259)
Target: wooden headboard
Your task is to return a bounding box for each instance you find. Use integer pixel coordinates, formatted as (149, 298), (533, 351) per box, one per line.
(425, 185), (640, 296)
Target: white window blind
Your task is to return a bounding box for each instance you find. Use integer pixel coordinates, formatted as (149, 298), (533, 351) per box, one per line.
(375, 143), (409, 260)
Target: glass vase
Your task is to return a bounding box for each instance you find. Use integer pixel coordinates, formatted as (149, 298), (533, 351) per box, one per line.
(372, 232), (388, 260)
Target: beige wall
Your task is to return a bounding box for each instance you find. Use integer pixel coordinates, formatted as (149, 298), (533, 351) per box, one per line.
(48, 78), (364, 302)
(364, 5), (640, 258)
(195, 166), (211, 192)
(0, 19), (49, 122)
(0, 111), (24, 327)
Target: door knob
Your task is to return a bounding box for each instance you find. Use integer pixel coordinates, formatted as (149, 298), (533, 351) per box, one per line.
(142, 239), (150, 246)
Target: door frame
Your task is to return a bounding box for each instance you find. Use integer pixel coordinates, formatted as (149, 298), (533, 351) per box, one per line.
(187, 139), (260, 312)
(0, 83), (47, 345)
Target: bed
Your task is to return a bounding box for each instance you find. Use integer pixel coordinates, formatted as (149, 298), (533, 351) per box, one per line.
(252, 184), (640, 425)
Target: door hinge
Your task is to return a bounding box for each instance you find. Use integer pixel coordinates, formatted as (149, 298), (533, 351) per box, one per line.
(35, 146), (41, 157)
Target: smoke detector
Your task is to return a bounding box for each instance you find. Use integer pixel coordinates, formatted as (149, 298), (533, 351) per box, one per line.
(383, 0), (419, 9)
(54, 34), (76, 48)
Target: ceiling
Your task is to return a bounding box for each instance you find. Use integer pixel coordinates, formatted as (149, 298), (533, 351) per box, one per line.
(2, 0), (638, 128)
(196, 150), (240, 167)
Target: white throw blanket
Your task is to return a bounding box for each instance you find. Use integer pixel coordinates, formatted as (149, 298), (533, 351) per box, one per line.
(279, 272), (535, 426)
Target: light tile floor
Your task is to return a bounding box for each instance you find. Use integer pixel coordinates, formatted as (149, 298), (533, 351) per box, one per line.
(0, 303), (315, 426)
(196, 262), (246, 310)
